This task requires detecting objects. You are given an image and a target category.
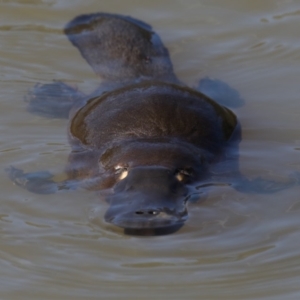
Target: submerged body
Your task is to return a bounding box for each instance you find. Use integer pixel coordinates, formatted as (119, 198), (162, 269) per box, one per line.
(7, 12), (293, 235)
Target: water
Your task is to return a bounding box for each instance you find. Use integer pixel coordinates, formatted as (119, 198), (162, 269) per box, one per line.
(1, 0), (300, 299)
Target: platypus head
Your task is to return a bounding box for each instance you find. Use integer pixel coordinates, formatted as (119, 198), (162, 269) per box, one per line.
(101, 141), (209, 235)
(105, 166), (189, 234)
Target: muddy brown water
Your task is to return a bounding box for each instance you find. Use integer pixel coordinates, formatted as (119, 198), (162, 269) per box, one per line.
(1, 0), (300, 299)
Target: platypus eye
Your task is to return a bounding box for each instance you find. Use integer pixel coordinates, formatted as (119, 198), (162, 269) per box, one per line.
(115, 165), (128, 180)
(175, 168), (193, 182)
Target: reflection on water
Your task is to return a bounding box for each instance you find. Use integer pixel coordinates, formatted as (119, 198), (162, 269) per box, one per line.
(1, 0), (300, 299)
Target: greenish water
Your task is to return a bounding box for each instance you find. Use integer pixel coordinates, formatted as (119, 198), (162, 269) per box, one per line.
(1, 0), (300, 299)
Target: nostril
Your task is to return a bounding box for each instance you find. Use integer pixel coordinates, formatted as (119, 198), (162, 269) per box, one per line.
(135, 210), (159, 215)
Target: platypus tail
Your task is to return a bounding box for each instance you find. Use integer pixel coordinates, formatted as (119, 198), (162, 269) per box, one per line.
(64, 13), (178, 84)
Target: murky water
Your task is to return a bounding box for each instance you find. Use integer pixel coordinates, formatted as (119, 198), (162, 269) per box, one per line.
(1, 0), (300, 299)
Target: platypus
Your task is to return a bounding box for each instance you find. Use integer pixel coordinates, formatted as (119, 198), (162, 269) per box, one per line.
(6, 13), (298, 235)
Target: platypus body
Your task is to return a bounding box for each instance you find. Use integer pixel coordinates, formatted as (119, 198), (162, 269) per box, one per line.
(8, 13), (290, 235)
(69, 80), (236, 232)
